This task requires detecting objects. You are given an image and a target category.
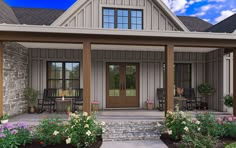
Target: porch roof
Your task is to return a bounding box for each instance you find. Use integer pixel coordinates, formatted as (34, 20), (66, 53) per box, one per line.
(0, 24), (235, 48)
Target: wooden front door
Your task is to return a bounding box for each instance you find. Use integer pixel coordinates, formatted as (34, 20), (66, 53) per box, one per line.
(106, 63), (139, 108)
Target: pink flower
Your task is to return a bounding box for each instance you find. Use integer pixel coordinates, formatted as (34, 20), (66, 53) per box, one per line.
(92, 102), (99, 105)
(40, 141), (43, 145)
(228, 117), (233, 122)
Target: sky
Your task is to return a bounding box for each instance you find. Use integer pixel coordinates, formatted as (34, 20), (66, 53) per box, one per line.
(3, 0), (236, 24)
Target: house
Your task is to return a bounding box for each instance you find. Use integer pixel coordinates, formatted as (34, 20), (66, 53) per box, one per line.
(0, 0), (236, 116)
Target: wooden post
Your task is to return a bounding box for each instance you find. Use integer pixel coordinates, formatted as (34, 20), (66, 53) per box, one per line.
(0, 42), (3, 116)
(233, 49), (236, 116)
(165, 44), (174, 116)
(83, 41), (91, 115)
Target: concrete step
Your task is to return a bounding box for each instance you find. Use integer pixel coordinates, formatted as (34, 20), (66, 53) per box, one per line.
(102, 121), (162, 141)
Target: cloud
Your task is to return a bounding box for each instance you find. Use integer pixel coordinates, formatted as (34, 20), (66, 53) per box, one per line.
(215, 10), (235, 22)
(188, 0), (201, 5)
(208, 0), (226, 2)
(162, 0), (188, 13)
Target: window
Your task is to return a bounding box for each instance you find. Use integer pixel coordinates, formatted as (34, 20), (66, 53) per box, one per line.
(163, 63), (192, 89)
(103, 8), (143, 30)
(47, 62), (80, 97)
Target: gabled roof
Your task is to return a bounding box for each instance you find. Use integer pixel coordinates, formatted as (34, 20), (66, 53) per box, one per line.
(0, 1), (19, 24)
(178, 16), (212, 32)
(52, 0), (189, 31)
(12, 8), (64, 25)
(206, 13), (236, 33)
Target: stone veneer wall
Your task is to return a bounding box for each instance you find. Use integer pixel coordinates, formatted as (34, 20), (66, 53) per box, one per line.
(3, 42), (29, 116)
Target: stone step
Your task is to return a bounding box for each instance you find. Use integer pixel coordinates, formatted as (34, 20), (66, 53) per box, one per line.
(102, 121), (162, 141)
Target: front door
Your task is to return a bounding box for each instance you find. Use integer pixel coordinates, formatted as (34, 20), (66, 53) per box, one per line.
(106, 63), (139, 108)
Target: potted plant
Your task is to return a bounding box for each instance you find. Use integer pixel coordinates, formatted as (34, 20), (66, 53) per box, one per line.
(91, 101), (99, 112)
(24, 87), (39, 113)
(146, 100), (154, 110)
(1, 113), (9, 124)
(224, 95), (233, 113)
(198, 83), (214, 110)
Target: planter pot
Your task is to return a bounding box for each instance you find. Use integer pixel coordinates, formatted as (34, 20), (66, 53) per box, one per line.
(92, 105), (99, 112)
(1, 119), (9, 124)
(28, 106), (36, 114)
(147, 103), (154, 110)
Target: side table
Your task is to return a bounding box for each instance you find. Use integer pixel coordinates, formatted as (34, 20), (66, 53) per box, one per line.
(56, 99), (72, 113)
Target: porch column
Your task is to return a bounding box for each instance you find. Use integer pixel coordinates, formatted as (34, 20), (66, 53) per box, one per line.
(0, 42), (2, 116)
(233, 49), (236, 116)
(83, 41), (91, 115)
(165, 44), (174, 116)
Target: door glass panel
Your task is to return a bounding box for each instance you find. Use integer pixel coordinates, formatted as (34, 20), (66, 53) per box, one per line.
(126, 65), (136, 96)
(109, 65), (120, 96)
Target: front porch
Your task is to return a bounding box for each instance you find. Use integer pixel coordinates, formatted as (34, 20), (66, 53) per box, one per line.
(0, 25), (236, 117)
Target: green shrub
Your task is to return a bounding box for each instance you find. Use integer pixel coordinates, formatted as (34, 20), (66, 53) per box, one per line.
(224, 122), (236, 138)
(224, 95), (233, 107)
(164, 106), (190, 141)
(0, 122), (32, 148)
(226, 142), (236, 148)
(196, 112), (225, 137)
(65, 112), (104, 147)
(34, 117), (65, 146)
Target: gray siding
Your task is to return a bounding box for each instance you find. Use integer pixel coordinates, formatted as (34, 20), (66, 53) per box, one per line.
(60, 0), (180, 31)
(30, 49), (207, 109)
(206, 49), (224, 111)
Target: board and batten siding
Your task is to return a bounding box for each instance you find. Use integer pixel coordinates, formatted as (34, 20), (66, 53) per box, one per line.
(30, 48), (208, 109)
(61, 0), (179, 31)
(205, 49), (224, 111)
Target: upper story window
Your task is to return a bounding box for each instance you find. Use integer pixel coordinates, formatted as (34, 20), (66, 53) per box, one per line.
(103, 8), (143, 30)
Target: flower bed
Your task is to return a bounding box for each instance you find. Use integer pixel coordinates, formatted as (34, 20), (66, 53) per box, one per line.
(161, 107), (236, 148)
(0, 112), (104, 148)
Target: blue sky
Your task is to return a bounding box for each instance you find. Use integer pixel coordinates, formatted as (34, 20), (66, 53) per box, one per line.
(4, 0), (236, 24)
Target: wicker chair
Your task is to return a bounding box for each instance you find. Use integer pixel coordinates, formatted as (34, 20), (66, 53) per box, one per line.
(72, 88), (83, 112)
(183, 88), (197, 110)
(38, 88), (57, 113)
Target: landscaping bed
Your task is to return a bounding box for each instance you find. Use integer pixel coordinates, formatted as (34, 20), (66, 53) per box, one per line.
(161, 106), (236, 148)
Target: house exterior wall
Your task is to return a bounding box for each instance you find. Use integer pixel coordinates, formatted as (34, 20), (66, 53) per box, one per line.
(60, 0), (180, 31)
(206, 49), (224, 111)
(3, 42), (29, 116)
(30, 48), (207, 109)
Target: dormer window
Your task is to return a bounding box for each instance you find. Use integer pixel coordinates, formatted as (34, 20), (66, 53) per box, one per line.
(103, 8), (143, 30)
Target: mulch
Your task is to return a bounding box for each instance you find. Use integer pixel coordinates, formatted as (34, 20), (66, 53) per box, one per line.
(160, 134), (236, 148)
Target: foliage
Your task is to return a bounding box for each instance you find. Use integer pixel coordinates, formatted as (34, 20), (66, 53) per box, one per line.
(64, 112), (104, 147)
(164, 105), (190, 141)
(34, 117), (65, 146)
(220, 115), (236, 138)
(34, 112), (104, 147)
(181, 119), (217, 148)
(196, 112), (225, 137)
(198, 83), (214, 96)
(226, 142), (236, 148)
(224, 95), (233, 107)
(24, 87), (39, 107)
(0, 122), (32, 148)
(0, 113), (9, 120)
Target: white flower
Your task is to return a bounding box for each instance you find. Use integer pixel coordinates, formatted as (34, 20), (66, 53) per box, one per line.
(71, 125), (74, 129)
(196, 120), (200, 125)
(101, 121), (105, 126)
(102, 128), (106, 133)
(86, 130), (91, 136)
(182, 121), (186, 125)
(167, 130), (172, 135)
(156, 122), (161, 127)
(198, 128), (201, 131)
(84, 124), (89, 128)
(184, 127), (189, 132)
(53, 131), (59, 136)
(87, 116), (91, 120)
(83, 112), (88, 116)
(66, 138), (71, 144)
(179, 111), (184, 115)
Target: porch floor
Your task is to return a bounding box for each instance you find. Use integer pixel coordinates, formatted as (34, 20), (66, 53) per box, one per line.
(8, 109), (232, 125)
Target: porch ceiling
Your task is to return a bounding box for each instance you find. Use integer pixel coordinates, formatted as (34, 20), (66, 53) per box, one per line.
(0, 24), (236, 48)
(19, 42), (216, 53)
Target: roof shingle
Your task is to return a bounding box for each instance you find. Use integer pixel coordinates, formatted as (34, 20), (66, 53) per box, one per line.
(206, 14), (236, 33)
(0, 1), (19, 24)
(12, 8), (65, 25)
(178, 16), (212, 32)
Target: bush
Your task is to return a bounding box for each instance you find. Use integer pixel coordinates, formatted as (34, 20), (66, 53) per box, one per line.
(34, 117), (65, 146)
(224, 95), (233, 107)
(226, 142), (236, 148)
(65, 112), (104, 147)
(196, 112), (225, 137)
(0, 122), (32, 147)
(181, 119), (217, 148)
(164, 106), (190, 140)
